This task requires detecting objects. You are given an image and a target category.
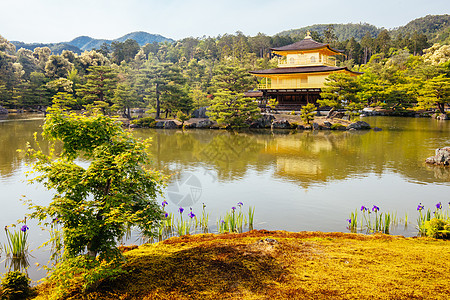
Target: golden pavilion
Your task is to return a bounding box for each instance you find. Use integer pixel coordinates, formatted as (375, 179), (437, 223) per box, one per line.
(249, 32), (362, 110)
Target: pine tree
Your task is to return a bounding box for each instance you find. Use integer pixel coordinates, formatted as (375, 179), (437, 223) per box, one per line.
(112, 83), (139, 119)
(208, 89), (260, 128)
(417, 75), (450, 114)
(318, 73), (362, 117)
(78, 66), (118, 112)
(138, 60), (190, 119)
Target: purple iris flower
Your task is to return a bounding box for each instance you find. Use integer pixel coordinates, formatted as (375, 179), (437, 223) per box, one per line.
(372, 205), (380, 213)
(162, 200), (168, 207)
(417, 203), (424, 211)
(231, 207), (236, 211)
(164, 213), (169, 218)
(188, 211), (195, 219)
(347, 219), (351, 224)
(179, 207), (184, 214)
(21, 225), (29, 232)
(360, 206), (367, 212)
(237, 202), (243, 207)
(436, 202), (442, 209)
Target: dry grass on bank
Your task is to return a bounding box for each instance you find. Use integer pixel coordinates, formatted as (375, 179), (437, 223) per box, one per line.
(36, 230), (450, 299)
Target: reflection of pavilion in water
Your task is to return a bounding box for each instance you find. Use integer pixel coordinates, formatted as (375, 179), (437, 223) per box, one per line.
(263, 133), (348, 187)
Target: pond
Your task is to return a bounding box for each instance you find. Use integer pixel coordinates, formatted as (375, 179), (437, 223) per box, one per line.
(0, 113), (449, 282)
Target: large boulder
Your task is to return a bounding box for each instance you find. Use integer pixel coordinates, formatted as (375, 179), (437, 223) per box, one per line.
(164, 120), (179, 129)
(437, 114), (449, 120)
(154, 120), (180, 129)
(155, 121), (165, 128)
(196, 119), (214, 128)
(0, 105), (8, 114)
(426, 147), (450, 166)
(271, 119), (291, 129)
(192, 107), (208, 118)
(347, 121), (371, 130)
(250, 113), (275, 128)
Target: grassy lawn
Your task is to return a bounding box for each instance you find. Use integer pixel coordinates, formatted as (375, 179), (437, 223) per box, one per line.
(35, 230), (450, 299)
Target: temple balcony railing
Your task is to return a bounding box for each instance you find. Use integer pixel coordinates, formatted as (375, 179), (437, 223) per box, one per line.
(277, 57), (336, 67)
(257, 82), (324, 89)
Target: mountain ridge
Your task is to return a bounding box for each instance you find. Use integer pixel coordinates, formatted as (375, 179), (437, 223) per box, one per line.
(11, 31), (175, 54)
(9, 14), (450, 55)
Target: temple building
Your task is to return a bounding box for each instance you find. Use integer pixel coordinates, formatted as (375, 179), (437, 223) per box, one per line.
(249, 32), (362, 111)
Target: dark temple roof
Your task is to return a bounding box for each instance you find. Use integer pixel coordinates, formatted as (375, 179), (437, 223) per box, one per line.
(249, 66), (363, 75)
(271, 38), (343, 53)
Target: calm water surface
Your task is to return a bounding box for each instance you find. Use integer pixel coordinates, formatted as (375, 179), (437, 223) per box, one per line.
(0, 114), (449, 281)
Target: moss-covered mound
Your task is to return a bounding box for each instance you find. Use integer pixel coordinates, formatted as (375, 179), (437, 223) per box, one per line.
(36, 230), (450, 299)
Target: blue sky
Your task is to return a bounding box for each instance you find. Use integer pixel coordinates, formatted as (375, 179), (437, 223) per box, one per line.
(1, 0), (449, 43)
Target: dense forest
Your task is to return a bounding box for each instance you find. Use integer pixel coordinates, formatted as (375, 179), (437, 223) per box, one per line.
(279, 15), (450, 43)
(0, 14), (449, 122)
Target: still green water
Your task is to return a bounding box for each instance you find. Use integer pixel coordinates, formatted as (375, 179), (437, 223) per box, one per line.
(0, 114), (449, 281)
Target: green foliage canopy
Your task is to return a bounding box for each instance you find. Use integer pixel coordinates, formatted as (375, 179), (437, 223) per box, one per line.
(208, 89), (260, 128)
(25, 108), (166, 260)
(318, 73), (363, 114)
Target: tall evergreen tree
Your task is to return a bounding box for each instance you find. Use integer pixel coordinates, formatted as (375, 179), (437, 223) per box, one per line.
(77, 66), (118, 111)
(211, 62), (255, 93)
(139, 60), (189, 118)
(417, 75), (450, 114)
(318, 73), (362, 117)
(208, 89), (260, 128)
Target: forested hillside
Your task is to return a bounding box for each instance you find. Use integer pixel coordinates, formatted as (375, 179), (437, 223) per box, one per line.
(391, 14), (450, 43)
(278, 23), (381, 42)
(278, 14), (450, 44)
(0, 14), (449, 123)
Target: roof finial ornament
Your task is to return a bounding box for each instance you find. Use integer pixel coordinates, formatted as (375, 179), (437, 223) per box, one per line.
(305, 31), (312, 40)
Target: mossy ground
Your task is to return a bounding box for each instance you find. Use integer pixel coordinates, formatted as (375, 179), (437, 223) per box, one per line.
(35, 230), (450, 299)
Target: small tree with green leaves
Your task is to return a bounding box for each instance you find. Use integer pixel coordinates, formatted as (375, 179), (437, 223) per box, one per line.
(1, 271), (31, 300)
(300, 103), (316, 125)
(176, 110), (190, 127)
(207, 89), (260, 128)
(416, 75), (450, 114)
(25, 107), (166, 262)
(318, 73), (362, 118)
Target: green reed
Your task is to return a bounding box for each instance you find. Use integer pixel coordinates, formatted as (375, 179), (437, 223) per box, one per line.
(200, 203), (209, 232)
(248, 206), (255, 229)
(350, 205), (397, 234)
(156, 201), (255, 239)
(347, 210), (358, 233)
(218, 204), (245, 233)
(350, 202), (449, 237)
(417, 202), (449, 236)
(4, 223), (29, 258)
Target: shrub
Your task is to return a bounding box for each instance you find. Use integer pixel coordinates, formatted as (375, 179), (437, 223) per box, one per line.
(1, 271), (31, 300)
(300, 103), (316, 125)
(423, 218), (450, 239)
(131, 117), (156, 128)
(176, 111), (190, 126)
(290, 110), (296, 115)
(44, 256), (126, 299)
